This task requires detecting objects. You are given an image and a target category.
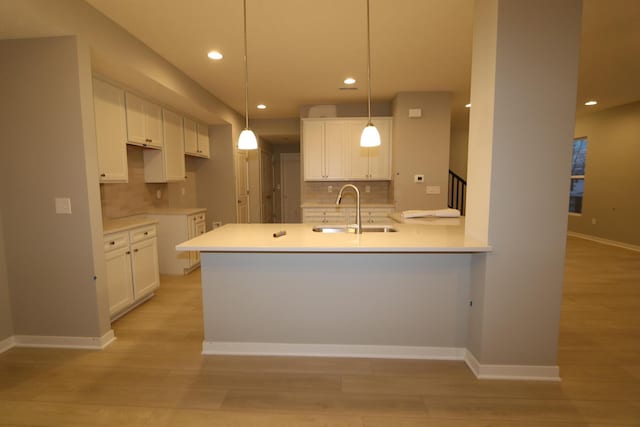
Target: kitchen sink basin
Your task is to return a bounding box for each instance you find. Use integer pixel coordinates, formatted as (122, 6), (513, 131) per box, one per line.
(312, 225), (397, 233)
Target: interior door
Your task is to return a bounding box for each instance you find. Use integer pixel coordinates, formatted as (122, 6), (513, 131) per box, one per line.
(236, 150), (250, 223)
(281, 153), (301, 223)
(261, 149), (274, 223)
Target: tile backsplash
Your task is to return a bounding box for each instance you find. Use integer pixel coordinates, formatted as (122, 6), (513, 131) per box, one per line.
(302, 181), (392, 205)
(100, 146), (198, 219)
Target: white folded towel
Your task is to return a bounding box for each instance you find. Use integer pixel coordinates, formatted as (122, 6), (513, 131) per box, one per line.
(402, 208), (461, 218)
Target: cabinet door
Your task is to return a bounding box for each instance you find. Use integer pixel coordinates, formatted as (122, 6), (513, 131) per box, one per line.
(144, 100), (163, 149)
(125, 92), (147, 146)
(190, 221), (206, 266)
(324, 121), (348, 180)
(302, 120), (325, 180)
(197, 123), (210, 158)
(93, 79), (128, 183)
(131, 238), (160, 299)
(104, 246), (134, 316)
(367, 118), (392, 180)
(347, 119), (370, 180)
(162, 109), (186, 181)
(183, 117), (198, 155)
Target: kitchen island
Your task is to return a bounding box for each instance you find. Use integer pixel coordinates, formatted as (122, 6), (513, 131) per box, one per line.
(177, 222), (490, 360)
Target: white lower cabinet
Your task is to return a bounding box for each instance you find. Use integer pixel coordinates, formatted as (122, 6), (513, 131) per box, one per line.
(302, 206), (393, 224)
(147, 210), (206, 275)
(104, 224), (159, 319)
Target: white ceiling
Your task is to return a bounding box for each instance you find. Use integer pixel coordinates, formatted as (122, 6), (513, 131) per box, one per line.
(2, 0), (639, 136)
(83, 0), (640, 130)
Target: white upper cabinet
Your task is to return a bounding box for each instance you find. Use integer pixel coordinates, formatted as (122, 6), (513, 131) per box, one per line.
(125, 92), (163, 149)
(143, 108), (186, 183)
(348, 117), (392, 180)
(302, 119), (348, 181)
(184, 117), (210, 158)
(183, 117), (198, 154)
(196, 122), (211, 158)
(93, 78), (128, 183)
(302, 117), (392, 181)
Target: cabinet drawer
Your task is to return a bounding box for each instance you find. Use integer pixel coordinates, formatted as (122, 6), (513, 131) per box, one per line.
(189, 212), (206, 223)
(130, 225), (156, 243)
(103, 232), (129, 253)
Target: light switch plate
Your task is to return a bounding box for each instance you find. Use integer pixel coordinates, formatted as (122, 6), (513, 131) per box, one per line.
(55, 197), (72, 214)
(408, 108), (422, 118)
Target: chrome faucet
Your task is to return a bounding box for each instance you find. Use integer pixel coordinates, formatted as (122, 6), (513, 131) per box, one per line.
(336, 184), (361, 234)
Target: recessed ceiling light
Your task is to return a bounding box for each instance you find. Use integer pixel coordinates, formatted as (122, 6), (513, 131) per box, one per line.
(344, 77), (356, 85)
(257, 104), (267, 110)
(465, 103), (471, 108)
(207, 50), (223, 60)
(584, 100), (598, 106)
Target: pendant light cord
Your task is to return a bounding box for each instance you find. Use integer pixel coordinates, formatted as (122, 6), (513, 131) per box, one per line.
(243, 0), (250, 130)
(366, 0), (372, 125)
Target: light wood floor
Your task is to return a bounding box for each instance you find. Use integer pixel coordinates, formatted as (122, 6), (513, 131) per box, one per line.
(1, 237), (638, 426)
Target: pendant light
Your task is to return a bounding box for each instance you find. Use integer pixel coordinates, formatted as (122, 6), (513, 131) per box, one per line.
(237, 0), (258, 150)
(360, 0), (381, 148)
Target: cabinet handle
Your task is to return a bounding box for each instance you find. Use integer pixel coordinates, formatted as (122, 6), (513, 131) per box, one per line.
(143, 143), (147, 147)
(126, 251), (131, 255)
(100, 173), (106, 177)
(143, 231), (148, 235)
(134, 249), (139, 253)
(109, 241), (115, 245)
(145, 138), (152, 142)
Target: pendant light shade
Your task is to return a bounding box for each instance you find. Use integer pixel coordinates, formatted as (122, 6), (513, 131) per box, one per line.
(360, 0), (380, 148)
(238, 129), (258, 150)
(360, 123), (381, 147)
(237, 0), (258, 150)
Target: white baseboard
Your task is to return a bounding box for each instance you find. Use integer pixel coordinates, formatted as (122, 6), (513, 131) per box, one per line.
(0, 336), (15, 353)
(464, 350), (560, 381)
(12, 329), (116, 350)
(568, 231), (640, 253)
(203, 341), (466, 360)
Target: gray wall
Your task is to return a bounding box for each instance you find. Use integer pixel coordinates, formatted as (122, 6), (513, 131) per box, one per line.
(392, 92), (452, 211)
(0, 209), (13, 342)
(569, 102), (640, 246)
(0, 0), (244, 229)
(0, 36), (110, 338)
(466, 0), (581, 368)
(202, 125), (239, 226)
(449, 128), (469, 180)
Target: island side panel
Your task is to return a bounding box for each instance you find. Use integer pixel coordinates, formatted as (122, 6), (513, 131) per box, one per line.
(200, 252), (471, 355)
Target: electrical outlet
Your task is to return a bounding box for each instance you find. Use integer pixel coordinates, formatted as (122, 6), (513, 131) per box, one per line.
(592, 218), (597, 225)
(365, 185), (371, 193)
(328, 185), (333, 193)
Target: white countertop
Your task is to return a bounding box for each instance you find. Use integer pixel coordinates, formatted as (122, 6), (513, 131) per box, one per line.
(146, 207), (206, 215)
(301, 202), (394, 208)
(176, 221), (491, 253)
(103, 215), (158, 234)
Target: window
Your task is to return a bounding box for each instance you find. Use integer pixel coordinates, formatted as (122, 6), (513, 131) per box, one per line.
(569, 137), (587, 214)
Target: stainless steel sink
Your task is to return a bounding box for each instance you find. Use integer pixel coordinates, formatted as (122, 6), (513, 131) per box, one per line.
(312, 225), (397, 233)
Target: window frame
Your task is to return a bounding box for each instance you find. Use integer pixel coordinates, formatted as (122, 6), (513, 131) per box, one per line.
(569, 137), (588, 215)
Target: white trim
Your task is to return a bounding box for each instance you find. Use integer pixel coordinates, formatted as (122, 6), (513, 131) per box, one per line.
(0, 336), (15, 353)
(464, 350), (560, 381)
(13, 329), (116, 350)
(568, 231), (640, 253)
(203, 341), (466, 360)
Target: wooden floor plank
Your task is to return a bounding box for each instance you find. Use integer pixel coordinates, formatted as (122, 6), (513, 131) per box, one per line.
(0, 236), (638, 425)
